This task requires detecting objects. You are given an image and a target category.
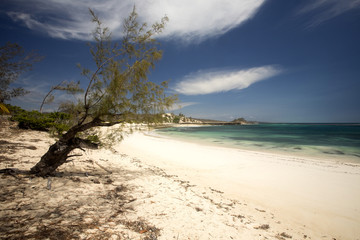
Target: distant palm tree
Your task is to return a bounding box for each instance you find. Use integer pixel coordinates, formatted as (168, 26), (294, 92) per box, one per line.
(0, 103), (10, 114)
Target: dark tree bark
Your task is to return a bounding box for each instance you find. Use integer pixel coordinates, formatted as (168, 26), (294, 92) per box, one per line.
(30, 117), (118, 177)
(30, 138), (83, 177)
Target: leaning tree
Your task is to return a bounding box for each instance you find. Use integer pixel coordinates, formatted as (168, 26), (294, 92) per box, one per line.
(30, 8), (176, 177)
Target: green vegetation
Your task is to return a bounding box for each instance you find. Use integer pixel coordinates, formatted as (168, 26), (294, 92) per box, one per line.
(85, 134), (101, 145)
(6, 104), (71, 135)
(0, 103), (10, 114)
(173, 115), (181, 123)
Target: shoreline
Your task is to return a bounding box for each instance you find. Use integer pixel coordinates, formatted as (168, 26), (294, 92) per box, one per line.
(118, 131), (360, 240)
(149, 133), (360, 170)
(152, 124), (360, 165)
(151, 128), (360, 166)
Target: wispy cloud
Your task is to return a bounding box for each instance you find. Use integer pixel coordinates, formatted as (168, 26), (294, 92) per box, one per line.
(9, 78), (51, 110)
(4, 0), (266, 42)
(174, 66), (281, 95)
(169, 102), (199, 111)
(9, 75), (80, 111)
(299, 0), (360, 27)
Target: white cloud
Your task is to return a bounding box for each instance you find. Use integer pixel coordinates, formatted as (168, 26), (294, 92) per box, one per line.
(300, 0), (360, 27)
(4, 0), (266, 42)
(174, 66), (281, 95)
(169, 102), (199, 111)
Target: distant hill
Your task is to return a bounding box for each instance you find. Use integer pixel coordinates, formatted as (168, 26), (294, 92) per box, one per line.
(231, 118), (258, 125)
(161, 113), (258, 125)
(186, 117), (257, 125)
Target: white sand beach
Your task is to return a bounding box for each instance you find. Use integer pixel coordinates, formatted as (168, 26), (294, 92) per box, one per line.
(1, 125), (360, 239)
(119, 131), (360, 240)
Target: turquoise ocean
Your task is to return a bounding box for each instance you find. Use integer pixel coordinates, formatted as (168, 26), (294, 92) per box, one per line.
(155, 124), (360, 163)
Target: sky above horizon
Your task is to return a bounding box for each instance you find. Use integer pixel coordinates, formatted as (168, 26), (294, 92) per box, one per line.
(1, 0), (360, 123)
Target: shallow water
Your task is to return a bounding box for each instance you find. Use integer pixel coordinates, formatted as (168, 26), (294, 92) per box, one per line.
(156, 124), (360, 162)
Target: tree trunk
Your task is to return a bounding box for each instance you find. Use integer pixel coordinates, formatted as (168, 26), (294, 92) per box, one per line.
(30, 138), (82, 177)
(30, 118), (117, 177)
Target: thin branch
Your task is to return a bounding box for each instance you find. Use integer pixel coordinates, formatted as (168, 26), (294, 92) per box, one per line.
(81, 54), (120, 125)
(83, 58), (111, 107)
(40, 80), (65, 113)
(86, 87), (106, 110)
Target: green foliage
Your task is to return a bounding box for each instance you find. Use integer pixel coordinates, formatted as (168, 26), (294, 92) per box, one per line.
(86, 134), (100, 144)
(5, 104), (25, 117)
(76, 7), (176, 125)
(0, 103), (10, 114)
(42, 7), (177, 133)
(8, 104), (71, 134)
(173, 116), (180, 123)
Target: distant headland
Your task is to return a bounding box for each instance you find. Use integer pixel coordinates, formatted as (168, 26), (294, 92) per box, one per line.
(162, 113), (258, 125)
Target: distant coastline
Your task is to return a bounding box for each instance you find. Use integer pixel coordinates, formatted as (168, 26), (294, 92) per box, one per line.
(266, 122), (360, 126)
(173, 117), (258, 125)
(177, 120), (360, 126)
(162, 113), (360, 126)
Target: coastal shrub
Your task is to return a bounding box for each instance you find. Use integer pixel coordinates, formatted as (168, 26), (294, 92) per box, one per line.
(5, 104), (24, 115)
(8, 104), (71, 134)
(173, 116), (180, 123)
(86, 134), (100, 144)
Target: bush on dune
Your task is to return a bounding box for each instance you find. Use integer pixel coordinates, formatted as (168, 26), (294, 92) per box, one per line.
(7, 104), (71, 135)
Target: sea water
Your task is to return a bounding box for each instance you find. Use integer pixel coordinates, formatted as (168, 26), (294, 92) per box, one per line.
(155, 124), (360, 162)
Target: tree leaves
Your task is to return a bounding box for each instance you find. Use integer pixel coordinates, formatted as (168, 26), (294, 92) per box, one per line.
(41, 7), (177, 133)
(78, 6), (176, 124)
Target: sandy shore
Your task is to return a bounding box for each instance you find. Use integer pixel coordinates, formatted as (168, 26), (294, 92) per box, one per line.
(119, 131), (360, 240)
(1, 125), (360, 239)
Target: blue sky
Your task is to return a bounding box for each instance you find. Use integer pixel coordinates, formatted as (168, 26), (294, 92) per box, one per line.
(1, 0), (360, 123)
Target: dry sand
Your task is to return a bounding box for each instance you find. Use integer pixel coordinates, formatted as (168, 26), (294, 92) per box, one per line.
(118, 132), (360, 240)
(1, 123), (360, 239)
